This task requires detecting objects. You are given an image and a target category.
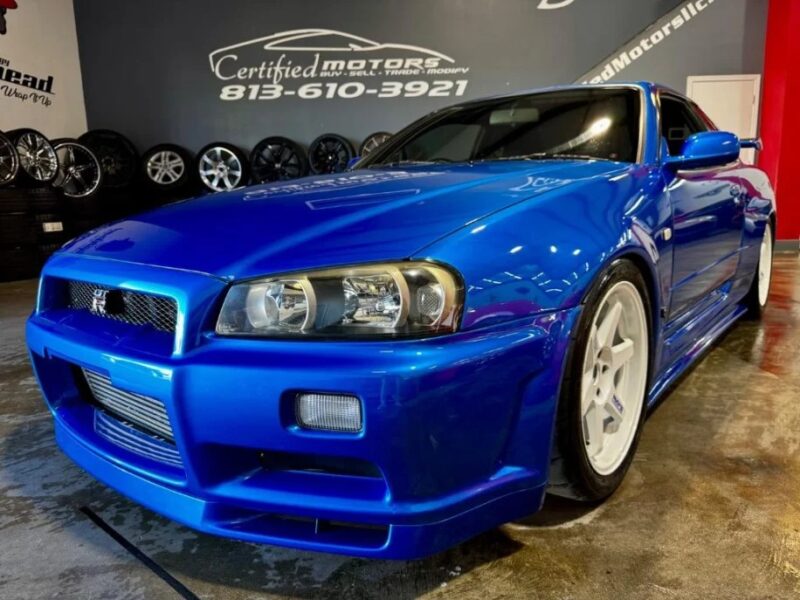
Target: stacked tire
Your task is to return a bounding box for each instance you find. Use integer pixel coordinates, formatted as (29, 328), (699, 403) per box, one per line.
(0, 129), (67, 281)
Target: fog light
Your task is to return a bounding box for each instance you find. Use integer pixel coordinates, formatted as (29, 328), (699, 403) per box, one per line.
(295, 393), (363, 433)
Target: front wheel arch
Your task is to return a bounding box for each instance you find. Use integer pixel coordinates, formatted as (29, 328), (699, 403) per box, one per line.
(548, 257), (654, 501)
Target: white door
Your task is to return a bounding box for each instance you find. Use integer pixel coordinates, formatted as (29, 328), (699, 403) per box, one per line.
(687, 75), (761, 164)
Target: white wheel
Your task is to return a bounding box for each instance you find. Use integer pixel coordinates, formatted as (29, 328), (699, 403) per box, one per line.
(757, 223), (773, 307)
(580, 280), (648, 476)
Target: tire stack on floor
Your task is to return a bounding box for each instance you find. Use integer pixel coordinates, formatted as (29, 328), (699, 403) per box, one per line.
(0, 129), (68, 282)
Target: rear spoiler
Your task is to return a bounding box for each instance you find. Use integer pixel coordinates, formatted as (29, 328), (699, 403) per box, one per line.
(740, 138), (763, 151)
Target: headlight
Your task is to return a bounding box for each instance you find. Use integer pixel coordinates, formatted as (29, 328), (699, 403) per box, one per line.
(216, 262), (463, 338)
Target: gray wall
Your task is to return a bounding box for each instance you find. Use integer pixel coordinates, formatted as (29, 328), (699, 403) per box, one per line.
(581, 0), (768, 91)
(73, 0), (766, 155)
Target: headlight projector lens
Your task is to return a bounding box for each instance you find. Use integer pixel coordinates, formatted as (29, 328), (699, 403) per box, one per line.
(217, 262), (462, 338)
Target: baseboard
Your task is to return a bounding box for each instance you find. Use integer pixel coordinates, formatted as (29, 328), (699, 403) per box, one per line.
(776, 239), (799, 253)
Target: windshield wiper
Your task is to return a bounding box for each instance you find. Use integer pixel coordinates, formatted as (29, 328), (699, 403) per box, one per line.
(477, 153), (601, 163)
(367, 160), (437, 169)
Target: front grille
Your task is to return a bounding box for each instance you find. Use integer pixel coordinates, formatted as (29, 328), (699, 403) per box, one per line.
(94, 410), (183, 468)
(67, 280), (177, 333)
(83, 369), (174, 442)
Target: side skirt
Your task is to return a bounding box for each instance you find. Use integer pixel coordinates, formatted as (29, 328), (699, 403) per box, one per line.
(647, 301), (746, 409)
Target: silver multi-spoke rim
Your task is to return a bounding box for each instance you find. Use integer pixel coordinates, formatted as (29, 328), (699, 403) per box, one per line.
(53, 142), (102, 198)
(581, 281), (648, 476)
(758, 223), (773, 307)
(16, 132), (58, 182)
(0, 133), (18, 185)
(146, 150), (185, 185)
(360, 132), (392, 157)
(199, 146), (244, 191)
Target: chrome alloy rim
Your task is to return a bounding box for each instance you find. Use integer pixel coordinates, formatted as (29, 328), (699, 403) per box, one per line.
(0, 133), (18, 185)
(146, 150), (186, 185)
(53, 142), (102, 198)
(758, 223), (773, 307)
(581, 281), (648, 475)
(16, 132), (58, 181)
(199, 146), (244, 191)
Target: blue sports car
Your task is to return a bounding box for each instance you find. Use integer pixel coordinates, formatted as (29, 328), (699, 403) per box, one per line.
(27, 82), (775, 560)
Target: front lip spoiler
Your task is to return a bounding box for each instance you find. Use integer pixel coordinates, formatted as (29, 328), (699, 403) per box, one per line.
(54, 416), (546, 559)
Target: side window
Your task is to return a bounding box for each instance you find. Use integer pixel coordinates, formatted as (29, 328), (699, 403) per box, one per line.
(660, 96), (708, 156)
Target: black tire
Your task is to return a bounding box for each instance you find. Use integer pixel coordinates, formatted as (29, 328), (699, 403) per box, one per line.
(250, 136), (309, 183)
(0, 245), (41, 282)
(308, 133), (355, 174)
(7, 128), (59, 186)
(78, 129), (139, 189)
(744, 221), (775, 319)
(0, 212), (37, 245)
(196, 142), (249, 192)
(359, 131), (392, 158)
(549, 259), (652, 502)
(141, 143), (193, 192)
(0, 188), (26, 213)
(0, 130), (20, 187)
(51, 138), (103, 199)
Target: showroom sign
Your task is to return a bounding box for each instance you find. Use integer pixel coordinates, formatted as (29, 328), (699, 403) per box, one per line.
(537, 0), (577, 9)
(207, 29), (471, 102)
(0, 0), (17, 36)
(582, 0), (718, 83)
(0, 56), (54, 108)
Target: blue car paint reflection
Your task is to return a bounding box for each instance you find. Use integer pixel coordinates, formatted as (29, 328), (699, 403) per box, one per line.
(26, 82), (775, 559)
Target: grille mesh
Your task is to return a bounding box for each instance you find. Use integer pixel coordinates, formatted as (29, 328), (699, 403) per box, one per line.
(83, 369), (174, 442)
(67, 280), (177, 333)
(94, 410), (182, 468)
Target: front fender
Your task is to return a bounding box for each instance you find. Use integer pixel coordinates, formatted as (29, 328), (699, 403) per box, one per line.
(416, 165), (671, 331)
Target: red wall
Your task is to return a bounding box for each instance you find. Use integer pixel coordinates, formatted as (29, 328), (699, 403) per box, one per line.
(759, 0), (800, 242)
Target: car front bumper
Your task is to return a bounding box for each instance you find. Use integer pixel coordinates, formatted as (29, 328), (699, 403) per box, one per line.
(26, 254), (579, 559)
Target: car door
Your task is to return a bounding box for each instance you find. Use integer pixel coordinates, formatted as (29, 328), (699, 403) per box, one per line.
(660, 93), (745, 320)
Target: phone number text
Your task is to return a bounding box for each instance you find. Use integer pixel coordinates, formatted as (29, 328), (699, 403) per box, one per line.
(220, 80), (469, 101)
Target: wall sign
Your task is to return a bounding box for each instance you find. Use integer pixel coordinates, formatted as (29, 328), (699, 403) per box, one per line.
(0, 56), (54, 108)
(0, 0), (17, 35)
(208, 29), (471, 102)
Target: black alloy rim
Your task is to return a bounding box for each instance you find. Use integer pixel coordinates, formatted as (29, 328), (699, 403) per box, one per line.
(53, 142), (103, 198)
(251, 138), (307, 182)
(309, 136), (354, 174)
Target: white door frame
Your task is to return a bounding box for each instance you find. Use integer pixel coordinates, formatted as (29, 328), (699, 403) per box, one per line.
(686, 74), (762, 153)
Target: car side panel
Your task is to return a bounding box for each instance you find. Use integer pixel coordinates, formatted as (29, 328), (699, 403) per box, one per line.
(734, 165), (777, 296)
(415, 164), (673, 469)
(665, 163), (746, 320)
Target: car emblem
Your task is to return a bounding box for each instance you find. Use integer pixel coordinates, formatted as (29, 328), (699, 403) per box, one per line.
(91, 289), (109, 315)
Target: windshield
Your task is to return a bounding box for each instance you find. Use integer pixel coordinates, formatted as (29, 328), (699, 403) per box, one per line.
(362, 88), (642, 167)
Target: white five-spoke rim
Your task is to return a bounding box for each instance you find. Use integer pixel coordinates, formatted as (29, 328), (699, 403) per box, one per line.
(581, 281), (648, 476)
(147, 150), (185, 184)
(758, 223), (773, 307)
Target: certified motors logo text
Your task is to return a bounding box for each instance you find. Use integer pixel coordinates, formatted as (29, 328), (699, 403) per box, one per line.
(208, 29), (470, 102)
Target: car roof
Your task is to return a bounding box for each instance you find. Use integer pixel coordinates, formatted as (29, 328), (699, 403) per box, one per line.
(456, 81), (686, 107)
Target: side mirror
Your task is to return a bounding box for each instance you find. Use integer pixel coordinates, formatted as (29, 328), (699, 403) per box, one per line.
(665, 131), (740, 170)
(346, 156), (361, 170)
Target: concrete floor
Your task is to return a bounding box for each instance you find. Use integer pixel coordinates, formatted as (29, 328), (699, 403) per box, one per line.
(1, 255), (799, 600)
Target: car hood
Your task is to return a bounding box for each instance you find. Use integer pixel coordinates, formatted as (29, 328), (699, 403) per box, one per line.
(62, 161), (629, 280)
